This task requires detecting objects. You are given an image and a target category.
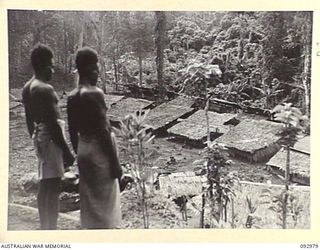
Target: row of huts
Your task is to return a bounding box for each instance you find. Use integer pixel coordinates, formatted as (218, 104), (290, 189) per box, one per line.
(9, 88), (310, 186)
(100, 93), (310, 186)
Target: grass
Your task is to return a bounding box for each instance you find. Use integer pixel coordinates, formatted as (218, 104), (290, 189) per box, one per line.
(186, 181), (310, 229)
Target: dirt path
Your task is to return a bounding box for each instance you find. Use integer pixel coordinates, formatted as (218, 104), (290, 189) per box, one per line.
(8, 203), (80, 230)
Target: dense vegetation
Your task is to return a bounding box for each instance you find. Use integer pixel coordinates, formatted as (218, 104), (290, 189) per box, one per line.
(8, 11), (312, 114)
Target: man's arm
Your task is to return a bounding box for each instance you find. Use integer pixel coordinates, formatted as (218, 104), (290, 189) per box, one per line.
(24, 105), (35, 137)
(94, 89), (122, 179)
(43, 87), (74, 167)
(67, 93), (79, 154)
(22, 84), (34, 137)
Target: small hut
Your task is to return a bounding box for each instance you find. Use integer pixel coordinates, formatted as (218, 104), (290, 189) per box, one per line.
(9, 89), (24, 118)
(166, 95), (196, 108)
(144, 102), (194, 132)
(293, 136), (310, 154)
(209, 98), (240, 113)
(266, 136), (310, 185)
(215, 119), (283, 162)
(107, 97), (153, 122)
(158, 172), (204, 197)
(104, 94), (124, 109)
(168, 110), (239, 146)
(9, 88), (23, 101)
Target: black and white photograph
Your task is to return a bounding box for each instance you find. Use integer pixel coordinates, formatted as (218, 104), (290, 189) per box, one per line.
(7, 9), (312, 231)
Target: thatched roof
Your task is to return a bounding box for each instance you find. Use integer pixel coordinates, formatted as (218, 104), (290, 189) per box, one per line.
(168, 110), (237, 140)
(10, 88), (23, 101)
(158, 172), (204, 197)
(144, 102), (194, 130)
(239, 180), (310, 191)
(107, 97), (153, 121)
(293, 136), (310, 154)
(10, 101), (22, 110)
(104, 94), (124, 109)
(166, 95), (195, 108)
(215, 119), (282, 153)
(266, 147), (310, 178)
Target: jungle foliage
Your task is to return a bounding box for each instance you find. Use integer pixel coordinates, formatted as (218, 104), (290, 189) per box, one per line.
(8, 11), (312, 113)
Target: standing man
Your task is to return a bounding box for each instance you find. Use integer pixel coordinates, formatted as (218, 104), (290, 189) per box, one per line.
(67, 47), (123, 229)
(22, 44), (74, 230)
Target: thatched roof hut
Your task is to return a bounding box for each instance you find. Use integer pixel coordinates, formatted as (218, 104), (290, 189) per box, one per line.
(104, 94), (124, 109)
(9, 88), (23, 101)
(266, 148), (310, 185)
(168, 110), (238, 145)
(158, 172), (204, 197)
(144, 102), (194, 131)
(215, 119), (283, 162)
(209, 98), (240, 113)
(293, 136), (310, 154)
(166, 95), (196, 108)
(107, 97), (153, 122)
(266, 136), (310, 185)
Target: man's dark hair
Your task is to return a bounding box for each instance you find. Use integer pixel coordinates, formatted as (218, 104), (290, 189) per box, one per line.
(75, 47), (98, 76)
(30, 43), (53, 73)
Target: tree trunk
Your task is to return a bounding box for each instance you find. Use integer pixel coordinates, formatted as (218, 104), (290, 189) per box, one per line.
(155, 11), (166, 100)
(138, 51), (143, 87)
(283, 138), (290, 229)
(238, 13), (245, 62)
(98, 12), (107, 91)
(205, 85), (210, 144)
(113, 55), (118, 89)
(302, 19), (311, 117)
(302, 51), (311, 117)
(285, 144), (290, 191)
(200, 187), (205, 228)
(63, 19), (68, 76)
(74, 13), (85, 88)
(33, 27), (41, 45)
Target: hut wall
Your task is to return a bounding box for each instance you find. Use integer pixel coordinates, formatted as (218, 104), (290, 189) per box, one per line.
(268, 166), (310, 186)
(228, 142), (281, 163)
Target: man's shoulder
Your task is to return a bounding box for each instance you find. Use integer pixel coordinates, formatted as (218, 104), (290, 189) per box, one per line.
(80, 86), (104, 98)
(68, 88), (80, 98)
(30, 80), (57, 101)
(29, 79), (53, 91)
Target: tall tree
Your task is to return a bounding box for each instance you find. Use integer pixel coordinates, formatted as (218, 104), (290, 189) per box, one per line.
(300, 12), (312, 117)
(260, 12), (287, 84)
(155, 11), (167, 100)
(127, 12), (154, 87)
(272, 103), (306, 228)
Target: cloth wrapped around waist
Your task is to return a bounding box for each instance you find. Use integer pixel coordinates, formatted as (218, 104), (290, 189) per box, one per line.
(33, 119), (66, 141)
(32, 120), (66, 180)
(78, 130), (122, 179)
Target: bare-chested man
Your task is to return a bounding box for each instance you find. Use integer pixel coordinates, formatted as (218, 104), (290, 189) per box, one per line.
(67, 47), (124, 229)
(22, 44), (74, 230)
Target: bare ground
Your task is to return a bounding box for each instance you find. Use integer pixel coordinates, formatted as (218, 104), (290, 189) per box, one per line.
(8, 98), (289, 230)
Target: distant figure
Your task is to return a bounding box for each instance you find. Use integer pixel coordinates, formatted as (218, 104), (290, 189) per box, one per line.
(22, 44), (75, 230)
(67, 47), (124, 229)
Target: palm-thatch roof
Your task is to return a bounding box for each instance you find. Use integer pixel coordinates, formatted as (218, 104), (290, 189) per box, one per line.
(266, 136), (310, 185)
(168, 110), (237, 141)
(293, 136), (310, 154)
(166, 95), (196, 108)
(9, 101), (24, 118)
(104, 94), (124, 109)
(144, 102), (194, 131)
(9, 88), (23, 101)
(216, 119), (282, 153)
(107, 97), (153, 121)
(215, 119), (283, 162)
(267, 148), (310, 177)
(158, 171), (204, 197)
(10, 101), (22, 110)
